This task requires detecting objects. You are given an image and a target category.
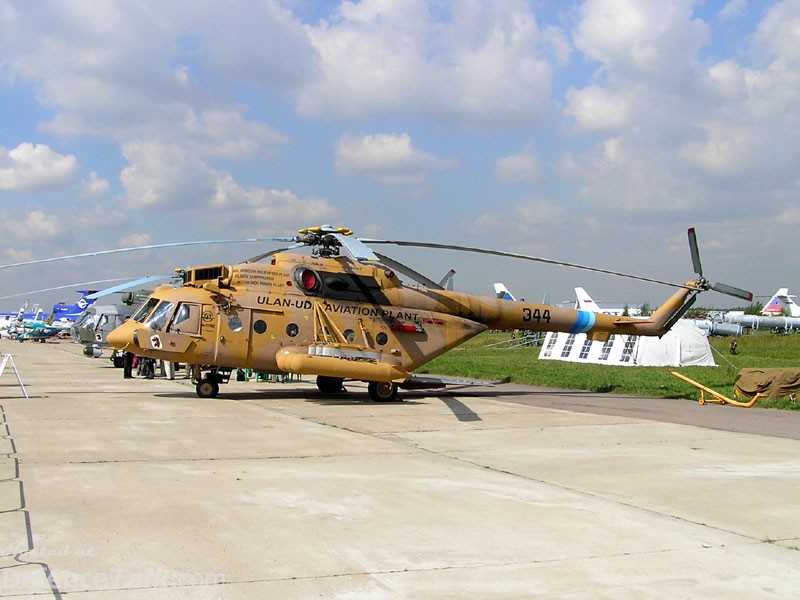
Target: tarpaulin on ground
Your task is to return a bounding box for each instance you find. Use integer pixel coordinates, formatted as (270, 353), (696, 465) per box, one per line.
(734, 368), (800, 399)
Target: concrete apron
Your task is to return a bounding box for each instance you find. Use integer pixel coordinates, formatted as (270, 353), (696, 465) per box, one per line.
(1, 338), (799, 598)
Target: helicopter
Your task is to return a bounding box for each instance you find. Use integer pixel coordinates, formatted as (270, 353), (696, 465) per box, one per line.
(69, 276), (172, 363)
(101, 225), (751, 402)
(72, 289), (153, 364)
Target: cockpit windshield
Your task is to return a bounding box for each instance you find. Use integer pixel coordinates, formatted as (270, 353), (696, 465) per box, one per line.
(74, 311), (97, 329)
(145, 300), (174, 331)
(132, 297), (159, 323)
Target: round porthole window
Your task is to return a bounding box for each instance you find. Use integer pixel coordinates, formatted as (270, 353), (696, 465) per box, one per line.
(254, 320), (267, 334)
(343, 328), (356, 342)
(286, 323), (299, 337)
(228, 316), (243, 332)
(376, 332), (388, 345)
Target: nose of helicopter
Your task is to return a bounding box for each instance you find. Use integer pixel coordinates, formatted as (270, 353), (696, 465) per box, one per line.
(106, 323), (132, 350)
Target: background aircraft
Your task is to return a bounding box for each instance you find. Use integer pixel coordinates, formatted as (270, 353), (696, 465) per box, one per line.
(0, 291), (98, 323)
(73, 289), (157, 362)
(722, 287), (800, 332)
(574, 287), (642, 317)
(761, 288), (800, 317)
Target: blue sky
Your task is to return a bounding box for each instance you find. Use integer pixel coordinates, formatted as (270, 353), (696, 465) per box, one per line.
(1, 0), (798, 312)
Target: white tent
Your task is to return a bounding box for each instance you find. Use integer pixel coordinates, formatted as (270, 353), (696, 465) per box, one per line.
(539, 320), (715, 367)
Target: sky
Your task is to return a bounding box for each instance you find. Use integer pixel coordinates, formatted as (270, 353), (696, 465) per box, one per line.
(1, 0), (799, 314)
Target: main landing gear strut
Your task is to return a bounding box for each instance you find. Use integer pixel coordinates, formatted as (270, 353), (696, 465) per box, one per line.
(194, 368), (231, 398)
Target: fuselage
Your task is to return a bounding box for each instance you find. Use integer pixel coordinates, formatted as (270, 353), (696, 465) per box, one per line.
(106, 252), (695, 382)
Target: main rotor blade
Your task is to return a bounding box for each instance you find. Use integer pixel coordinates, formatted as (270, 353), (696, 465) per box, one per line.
(0, 237), (289, 270)
(244, 241), (305, 264)
(374, 252), (444, 290)
(85, 275), (172, 300)
(687, 227), (703, 276)
(0, 278), (136, 301)
(334, 233), (380, 262)
(361, 239), (690, 289)
(711, 282), (753, 302)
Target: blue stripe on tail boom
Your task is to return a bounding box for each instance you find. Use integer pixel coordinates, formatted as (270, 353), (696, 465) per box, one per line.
(568, 310), (596, 334)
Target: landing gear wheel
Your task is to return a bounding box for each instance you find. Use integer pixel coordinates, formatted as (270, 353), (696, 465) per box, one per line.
(368, 381), (399, 402)
(113, 355), (125, 368)
(196, 378), (220, 398)
(317, 375), (345, 394)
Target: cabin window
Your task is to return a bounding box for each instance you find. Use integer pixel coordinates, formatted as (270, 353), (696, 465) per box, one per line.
(145, 301), (174, 331)
(168, 302), (201, 335)
(133, 298), (160, 323)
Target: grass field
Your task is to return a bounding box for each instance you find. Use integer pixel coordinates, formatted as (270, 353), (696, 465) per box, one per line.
(422, 330), (800, 410)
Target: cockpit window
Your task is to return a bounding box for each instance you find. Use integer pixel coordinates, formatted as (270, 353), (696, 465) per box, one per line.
(75, 311), (96, 329)
(167, 302), (201, 334)
(145, 301), (174, 331)
(132, 298), (160, 323)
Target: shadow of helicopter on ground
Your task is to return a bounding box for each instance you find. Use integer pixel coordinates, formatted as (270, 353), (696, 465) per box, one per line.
(151, 383), (549, 422)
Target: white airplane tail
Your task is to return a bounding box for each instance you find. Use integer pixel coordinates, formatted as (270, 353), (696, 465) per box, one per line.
(761, 288), (800, 317)
(574, 287), (598, 312)
(493, 283), (516, 301)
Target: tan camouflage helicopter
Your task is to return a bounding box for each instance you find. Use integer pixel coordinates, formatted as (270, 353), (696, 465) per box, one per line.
(99, 225), (750, 401)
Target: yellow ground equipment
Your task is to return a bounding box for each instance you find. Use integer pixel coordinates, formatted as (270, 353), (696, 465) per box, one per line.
(669, 371), (759, 408)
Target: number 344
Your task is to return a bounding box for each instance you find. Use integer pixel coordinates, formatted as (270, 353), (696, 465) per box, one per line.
(522, 308), (551, 322)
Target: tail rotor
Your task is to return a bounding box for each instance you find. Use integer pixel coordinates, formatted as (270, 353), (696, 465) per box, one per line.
(686, 228), (752, 302)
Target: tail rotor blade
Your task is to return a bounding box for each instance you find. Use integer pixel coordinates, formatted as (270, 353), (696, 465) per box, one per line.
(712, 282), (753, 302)
(687, 227), (703, 276)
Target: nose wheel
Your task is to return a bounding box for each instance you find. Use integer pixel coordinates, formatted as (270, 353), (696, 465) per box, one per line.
(368, 381), (399, 402)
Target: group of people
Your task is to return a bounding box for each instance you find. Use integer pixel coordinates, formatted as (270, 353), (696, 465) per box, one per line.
(123, 352), (181, 380)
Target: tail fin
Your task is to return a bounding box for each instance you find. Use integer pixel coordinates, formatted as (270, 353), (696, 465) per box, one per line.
(51, 290), (98, 321)
(574, 287), (598, 311)
(494, 283), (516, 301)
(761, 288), (800, 317)
(438, 269), (456, 291)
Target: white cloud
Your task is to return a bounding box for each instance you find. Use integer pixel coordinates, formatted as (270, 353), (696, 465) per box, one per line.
(562, 0), (800, 224)
(755, 0), (800, 65)
(471, 199), (567, 235)
(565, 85), (632, 132)
(1, 3), (292, 160)
(495, 148), (542, 184)
(180, 109), (289, 160)
(0, 143), (78, 192)
(0, 208), (65, 242)
(120, 141), (217, 209)
(120, 233), (153, 247)
(81, 171), (110, 197)
(210, 175), (335, 235)
(334, 133), (454, 184)
(299, 0), (555, 126)
(573, 0), (708, 83)
(719, 0), (747, 19)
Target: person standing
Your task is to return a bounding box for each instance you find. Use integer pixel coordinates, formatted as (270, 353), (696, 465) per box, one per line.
(123, 351), (135, 378)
